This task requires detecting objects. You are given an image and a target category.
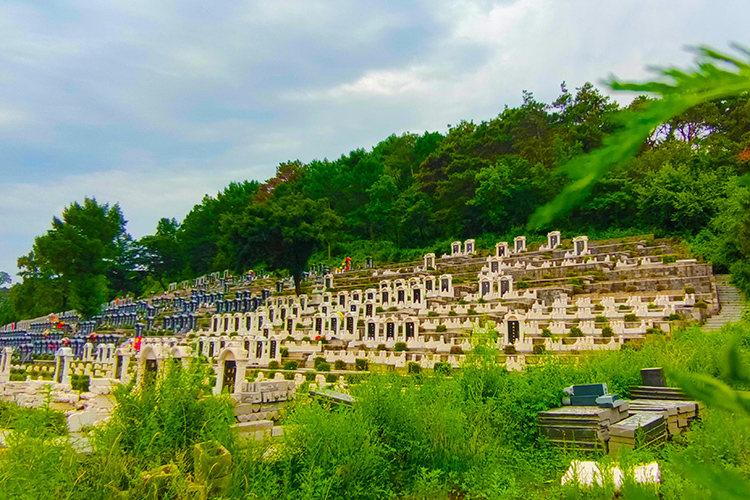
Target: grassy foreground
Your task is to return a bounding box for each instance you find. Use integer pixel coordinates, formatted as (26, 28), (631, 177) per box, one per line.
(0, 323), (749, 499)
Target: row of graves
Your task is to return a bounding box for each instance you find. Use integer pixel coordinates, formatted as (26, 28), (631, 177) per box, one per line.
(194, 232), (719, 373)
(537, 368), (706, 455)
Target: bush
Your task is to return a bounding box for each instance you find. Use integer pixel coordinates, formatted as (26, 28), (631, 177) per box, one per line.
(387, 306), (398, 312)
(669, 313), (683, 321)
(376, 344), (387, 351)
(619, 304), (631, 311)
(433, 362), (452, 376)
(467, 308), (478, 315)
(594, 304), (605, 311)
(344, 373), (367, 385)
(624, 313), (638, 322)
(646, 328), (665, 335)
(685, 286), (696, 294)
(376, 307), (385, 313)
(334, 360), (347, 370)
(427, 311), (439, 317)
(325, 373), (338, 383)
(305, 371), (316, 381)
(435, 325), (447, 332)
(355, 358), (369, 371)
(568, 327), (583, 338)
(515, 281), (530, 290)
(283, 361), (298, 371)
(406, 362), (421, 374)
(449, 346), (464, 355)
(317, 362), (331, 372)
(532, 344), (545, 355)
(285, 335), (295, 341)
(541, 328), (553, 338)
(662, 254), (677, 263)
(357, 319), (365, 326)
(301, 336), (311, 342)
(503, 345), (517, 354)
(695, 301), (708, 309)
(394, 342), (407, 352)
(601, 326), (614, 337)
(448, 310), (457, 317)
(313, 356), (326, 369)
(280, 347), (289, 357)
(70, 374), (90, 392)
(268, 360), (280, 369)
(594, 315), (608, 323)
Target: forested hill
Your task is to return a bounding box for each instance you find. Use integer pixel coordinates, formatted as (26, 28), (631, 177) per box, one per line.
(2, 82), (749, 322)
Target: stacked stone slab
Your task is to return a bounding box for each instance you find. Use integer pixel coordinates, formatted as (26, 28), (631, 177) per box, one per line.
(537, 405), (629, 451)
(608, 411), (667, 455)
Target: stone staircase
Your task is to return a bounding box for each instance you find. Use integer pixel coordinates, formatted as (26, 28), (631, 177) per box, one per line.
(703, 275), (747, 331)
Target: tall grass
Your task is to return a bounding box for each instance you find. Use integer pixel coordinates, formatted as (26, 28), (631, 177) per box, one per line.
(0, 323), (748, 499)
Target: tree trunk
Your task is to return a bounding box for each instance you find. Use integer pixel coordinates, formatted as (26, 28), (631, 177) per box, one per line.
(294, 273), (302, 295)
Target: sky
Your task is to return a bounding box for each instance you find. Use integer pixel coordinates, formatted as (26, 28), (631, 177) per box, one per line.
(1, 0), (748, 282)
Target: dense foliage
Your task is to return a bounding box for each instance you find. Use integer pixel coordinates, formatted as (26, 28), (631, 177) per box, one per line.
(2, 48), (750, 324)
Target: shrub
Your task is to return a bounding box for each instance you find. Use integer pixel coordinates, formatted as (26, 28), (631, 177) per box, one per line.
(268, 360), (280, 370)
(685, 286), (696, 294)
(648, 303), (658, 309)
(619, 304), (631, 311)
(325, 373), (338, 383)
(515, 281), (530, 290)
(532, 344), (546, 355)
(568, 327), (584, 338)
(355, 358), (368, 371)
(71, 374), (90, 392)
(285, 335), (295, 341)
(541, 328), (553, 338)
(646, 328), (665, 335)
(283, 361), (298, 371)
(435, 325), (447, 332)
(280, 347), (289, 357)
(467, 308), (478, 315)
(313, 356), (326, 369)
(406, 362), (421, 374)
(427, 311), (439, 317)
(388, 306), (398, 312)
(594, 304), (605, 311)
(305, 371), (316, 381)
(601, 326), (614, 337)
(334, 360), (347, 370)
(433, 362), (452, 376)
(662, 254), (677, 263)
(694, 301), (708, 309)
(317, 362), (331, 372)
(624, 313), (638, 322)
(375, 307), (384, 313)
(458, 299), (467, 305)
(229, 331), (239, 337)
(572, 286), (584, 295)
(296, 323), (304, 329)
(626, 286), (639, 292)
(448, 310), (457, 317)
(449, 346), (464, 355)
(394, 342), (407, 352)
(594, 315), (608, 323)
(477, 298), (486, 304)
(503, 345), (517, 354)
(669, 313), (682, 321)
(345, 373), (367, 385)
(357, 319), (365, 326)
(376, 344), (387, 351)
(301, 336), (311, 342)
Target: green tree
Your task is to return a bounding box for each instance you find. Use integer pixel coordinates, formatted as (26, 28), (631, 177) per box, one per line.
(31, 198), (127, 318)
(222, 192), (342, 294)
